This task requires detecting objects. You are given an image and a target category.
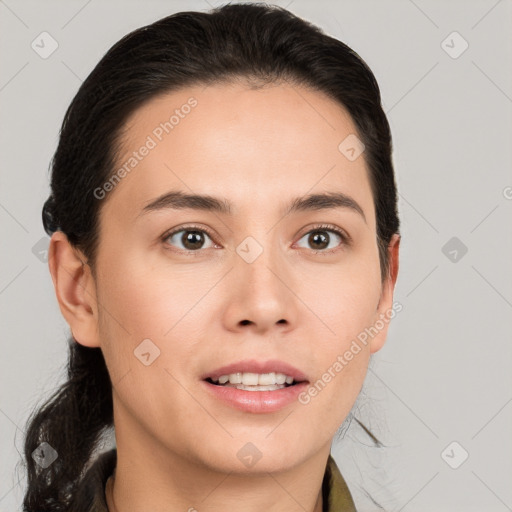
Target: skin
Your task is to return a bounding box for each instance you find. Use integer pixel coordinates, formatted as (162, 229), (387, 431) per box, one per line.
(49, 80), (399, 512)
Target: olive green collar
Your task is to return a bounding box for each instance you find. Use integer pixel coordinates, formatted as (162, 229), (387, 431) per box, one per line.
(323, 454), (357, 511)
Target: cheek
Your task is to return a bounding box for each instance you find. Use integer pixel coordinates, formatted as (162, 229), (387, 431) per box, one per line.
(96, 246), (200, 338)
(297, 254), (380, 419)
(95, 248), (211, 391)
(302, 251), (382, 341)
(95, 256), (199, 423)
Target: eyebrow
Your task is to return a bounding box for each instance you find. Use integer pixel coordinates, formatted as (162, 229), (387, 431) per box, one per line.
(139, 190), (366, 223)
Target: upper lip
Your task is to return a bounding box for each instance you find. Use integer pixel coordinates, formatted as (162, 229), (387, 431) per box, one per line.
(202, 359), (309, 382)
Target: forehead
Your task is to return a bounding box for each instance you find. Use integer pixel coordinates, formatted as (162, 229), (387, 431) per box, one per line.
(100, 81), (375, 227)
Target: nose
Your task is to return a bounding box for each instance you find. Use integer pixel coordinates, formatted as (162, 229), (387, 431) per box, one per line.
(221, 240), (301, 335)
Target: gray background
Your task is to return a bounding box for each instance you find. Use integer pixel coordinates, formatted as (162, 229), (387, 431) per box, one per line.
(1, 0), (511, 510)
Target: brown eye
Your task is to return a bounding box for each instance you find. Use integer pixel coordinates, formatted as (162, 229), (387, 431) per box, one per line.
(296, 226), (347, 253)
(308, 231), (330, 250)
(165, 228), (215, 251)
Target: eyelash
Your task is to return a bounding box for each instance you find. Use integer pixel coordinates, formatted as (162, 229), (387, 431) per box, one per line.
(161, 223), (351, 256)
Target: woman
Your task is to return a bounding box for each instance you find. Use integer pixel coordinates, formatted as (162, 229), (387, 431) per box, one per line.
(23, 3), (400, 511)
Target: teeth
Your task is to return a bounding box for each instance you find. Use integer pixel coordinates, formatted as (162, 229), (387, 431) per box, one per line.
(223, 383), (286, 391)
(212, 372), (296, 386)
(275, 374), (287, 385)
(229, 372), (242, 384)
(242, 373), (259, 386)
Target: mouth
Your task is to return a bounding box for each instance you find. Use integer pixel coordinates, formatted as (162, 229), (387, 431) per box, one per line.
(201, 369), (310, 413)
(201, 359), (309, 392)
(204, 375), (303, 391)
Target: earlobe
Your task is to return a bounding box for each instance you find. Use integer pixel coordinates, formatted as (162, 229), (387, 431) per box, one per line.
(48, 231), (101, 348)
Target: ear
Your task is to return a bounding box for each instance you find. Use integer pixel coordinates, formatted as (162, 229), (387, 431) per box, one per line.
(48, 231), (101, 348)
(370, 233), (401, 354)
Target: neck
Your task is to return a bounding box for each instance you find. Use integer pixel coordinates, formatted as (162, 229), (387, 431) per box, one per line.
(107, 425), (330, 512)
(107, 471), (324, 512)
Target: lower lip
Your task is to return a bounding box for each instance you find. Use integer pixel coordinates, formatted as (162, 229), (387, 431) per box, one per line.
(201, 380), (309, 414)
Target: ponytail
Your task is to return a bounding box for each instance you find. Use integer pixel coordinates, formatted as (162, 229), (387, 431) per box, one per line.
(22, 338), (112, 511)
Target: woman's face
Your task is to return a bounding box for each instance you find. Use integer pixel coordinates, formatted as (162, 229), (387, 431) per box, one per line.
(71, 81), (399, 473)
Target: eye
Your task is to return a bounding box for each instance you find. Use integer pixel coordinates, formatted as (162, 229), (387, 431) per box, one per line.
(161, 223), (349, 255)
(295, 224), (349, 254)
(163, 225), (217, 252)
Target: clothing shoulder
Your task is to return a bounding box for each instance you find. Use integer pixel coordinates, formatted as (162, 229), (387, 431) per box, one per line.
(324, 454), (357, 512)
